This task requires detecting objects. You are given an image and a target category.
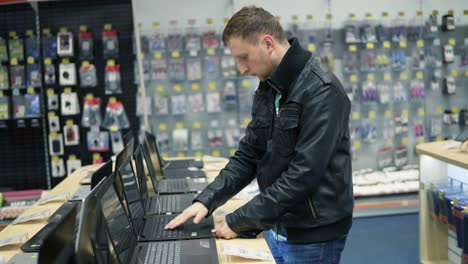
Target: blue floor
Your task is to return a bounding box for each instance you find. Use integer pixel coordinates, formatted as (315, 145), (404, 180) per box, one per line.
(341, 213), (419, 264)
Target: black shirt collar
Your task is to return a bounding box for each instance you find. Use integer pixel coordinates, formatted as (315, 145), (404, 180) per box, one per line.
(266, 37), (312, 94)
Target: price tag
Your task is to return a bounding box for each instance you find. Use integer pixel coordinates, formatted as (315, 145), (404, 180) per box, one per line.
(454, 198), (459, 206)
(140, 53), (145, 59)
(206, 18), (214, 24)
(464, 10), (468, 15)
(451, 70), (458, 77)
(367, 74), (375, 81)
(195, 152), (203, 157)
(448, 10), (454, 16)
(465, 70), (468, 77)
(162, 154), (169, 159)
(223, 18), (230, 24)
(382, 12), (389, 17)
(48, 112), (55, 118)
(366, 43), (374, 49)
(44, 58), (52, 65)
(191, 83), (200, 90)
(242, 80), (250, 87)
(38, 193), (68, 205)
(306, 15), (313, 21)
(452, 107), (459, 113)
(104, 24), (112, 30)
(79, 25), (87, 32)
(0, 91), (3, 97)
(417, 40), (424, 48)
(0, 233), (28, 248)
(365, 13), (373, 19)
(402, 138), (410, 146)
(418, 108), (425, 116)
(383, 41), (391, 49)
(349, 13), (356, 20)
(352, 112), (360, 120)
(207, 48), (215, 55)
(417, 11), (423, 17)
(59, 27), (68, 33)
(400, 73), (408, 80)
(69, 155), (77, 160)
(307, 44), (316, 52)
(156, 85), (164, 92)
(401, 200), (409, 206)
(416, 72), (423, 79)
(368, 111), (377, 119)
(350, 75), (358, 82)
(449, 38), (456, 46)
(12, 209), (49, 225)
(399, 41), (407, 48)
(171, 51), (180, 58)
(109, 125), (118, 132)
(208, 82), (216, 90)
(153, 22), (160, 29)
(436, 107), (443, 114)
(348, 45), (357, 52)
(326, 13), (333, 20)
(384, 73), (392, 81)
(176, 122), (184, 129)
(47, 89), (55, 96)
(9, 31), (16, 38)
(243, 118), (251, 125)
(64, 88), (72, 94)
(10, 58), (18, 65)
(153, 52), (162, 59)
(193, 122), (201, 129)
(62, 58), (70, 64)
(173, 85), (182, 92)
(66, 120), (74, 126)
(222, 244), (274, 261)
(386, 140), (394, 147)
(229, 149), (236, 156)
(398, 12), (405, 17)
(436, 136), (443, 142)
(43, 28), (51, 35)
(26, 30), (33, 36)
(27, 87), (35, 94)
(177, 153), (185, 158)
(159, 124), (167, 131)
(402, 110), (409, 118)
(432, 10), (439, 16)
(384, 111), (392, 118)
(418, 138), (425, 144)
(27, 57), (34, 64)
(353, 141), (361, 149)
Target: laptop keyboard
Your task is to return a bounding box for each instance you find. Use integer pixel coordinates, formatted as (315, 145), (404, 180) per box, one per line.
(165, 180), (189, 191)
(145, 241), (180, 264)
(165, 159), (196, 168)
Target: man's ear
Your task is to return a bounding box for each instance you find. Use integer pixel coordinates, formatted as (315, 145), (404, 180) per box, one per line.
(262, 35), (275, 52)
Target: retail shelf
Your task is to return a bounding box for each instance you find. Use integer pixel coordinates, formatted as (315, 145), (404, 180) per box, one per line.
(353, 193), (419, 218)
(421, 260), (453, 264)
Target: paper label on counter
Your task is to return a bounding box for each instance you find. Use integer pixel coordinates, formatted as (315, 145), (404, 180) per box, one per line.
(440, 141), (461, 150)
(222, 243), (273, 261)
(187, 167), (198, 171)
(38, 192), (69, 205)
(0, 233), (28, 248)
(11, 209), (49, 225)
(193, 178), (206, 183)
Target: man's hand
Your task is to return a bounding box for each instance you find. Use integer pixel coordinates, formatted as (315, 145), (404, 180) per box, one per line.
(212, 220), (238, 239)
(164, 202), (208, 229)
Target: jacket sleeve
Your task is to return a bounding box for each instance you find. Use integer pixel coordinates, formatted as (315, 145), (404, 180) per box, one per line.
(194, 119), (264, 216)
(225, 83), (350, 237)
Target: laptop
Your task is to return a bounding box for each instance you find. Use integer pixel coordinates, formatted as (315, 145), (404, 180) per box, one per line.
(96, 175), (214, 242)
(145, 131), (206, 178)
(69, 159), (113, 201)
(142, 140), (208, 194)
(79, 164), (104, 185)
(95, 178), (218, 264)
(132, 145), (196, 215)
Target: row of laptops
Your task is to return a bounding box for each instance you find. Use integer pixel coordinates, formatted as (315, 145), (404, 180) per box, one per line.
(8, 131), (218, 263)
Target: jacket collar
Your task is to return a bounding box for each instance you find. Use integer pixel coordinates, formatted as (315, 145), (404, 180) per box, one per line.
(265, 37), (311, 95)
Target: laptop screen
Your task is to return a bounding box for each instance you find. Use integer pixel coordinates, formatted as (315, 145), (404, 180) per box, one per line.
(97, 177), (137, 264)
(144, 132), (165, 176)
(118, 157), (146, 236)
(133, 145), (150, 198)
(91, 160), (113, 190)
(114, 137), (134, 214)
(141, 140), (162, 189)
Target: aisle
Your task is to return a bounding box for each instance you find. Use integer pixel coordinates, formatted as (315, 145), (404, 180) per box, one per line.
(341, 213), (419, 264)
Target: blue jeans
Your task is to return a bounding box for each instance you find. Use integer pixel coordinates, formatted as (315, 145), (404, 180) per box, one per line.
(264, 230), (347, 264)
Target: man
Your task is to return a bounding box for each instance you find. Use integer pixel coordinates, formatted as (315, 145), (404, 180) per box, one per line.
(166, 6), (353, 263)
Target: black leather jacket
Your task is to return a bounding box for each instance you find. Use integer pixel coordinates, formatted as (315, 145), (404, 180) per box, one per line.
(195, 38), (353, 243)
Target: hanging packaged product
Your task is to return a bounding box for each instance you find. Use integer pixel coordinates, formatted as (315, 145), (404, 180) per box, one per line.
(0, 66), (8, 90)
(443, 44), (455, 64)
(167, 57), (185, 81)
(394, 147), (408, 167)
(344, 19), (360, 44)
(223, 80), (237, 111)
(42, 29), (57, 59)
(156, 131), (170, 152)
(442, 12), (455, 31)
(343, 45), (359, 73)
(206, 83), (221, 112)
(63, 120), (80, 146)
(391, 15), (407, 42)
(410, 75), (425, 99)
(154, 86), (169, 115)
(442, 76), (456, 95)
(413, 117), (425, 137)
(26, 58), (42, 87)
(78, 27), (94, 60)
(87, 127), (109, 152)
(81, 95), (101, 128)
(60, 90), (80, 115)
(202, 29), (219, 50)
(43, 59), (56, 86)
(51, 156), (65, 178)
(139, 34), (150, 54)
(361, 118), (378, 143)
(8, 32), (24, 61)
(361, 76), (378, 102)
(225, 119), (241, 147)
(427, 39), (442, 68)
(430, 113), (443, 137)
(105, 60), (121, 94)
(208, 120), (223, 147)
(79, 61), (97, 87)
(221, 55), (237, 77)
(48, 113), (60, 133)
(378, 147), (394, 169)
(394, 111), (409, 136)
(110, 130), (124, 154)
(25, 31), (39, 59)
(47, 89), (58, 110)
(167, 20), (183, 51)
(171, 94), (187, 115)
(359, 21), (377, 43)
(49, 133), (64, 156)
(377, 75), (392, 104)
(0, 37), (8, 62)
(188, 92), (204, 113)
(382, 115), (394, 140)
(393, 76), (408, 102)
(57, 31), (74, 57)
(149, 24), (165, 52)
(0, 94), (10, 120)
(191, 129), (203, 150)
(150, 56), (167, 80)
(172, 127), (189, 151)
(359, 44), (376, 72)
(410, 44), (425, 69)
(185, 22), (201, 55)
(24, 90), (40, 118)
(391, 48), (406, 69)
(135, 90), (152, 116)
(66, 157), (82, 176)
(426, 14), (438, 36)
(407, 15), (424, 41)
(12, 90), (25, 119)
(102, 98), (130, 130)
(461, 38), (468, 66)
(204, 55), (220, 78)
(59, 59), (77, 86)
(102, 25), (119, 59)
(186, 58), (202, 81)
(10, 61), (25, 89)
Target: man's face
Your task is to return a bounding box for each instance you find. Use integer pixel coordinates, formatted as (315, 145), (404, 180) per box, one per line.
(228, 35), (275, 81)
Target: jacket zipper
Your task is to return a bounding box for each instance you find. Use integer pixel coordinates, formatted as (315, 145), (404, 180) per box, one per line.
(307, 197), (318, 219)
(267, 81), (282, 118)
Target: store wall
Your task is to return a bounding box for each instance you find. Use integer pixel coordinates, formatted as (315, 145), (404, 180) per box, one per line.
(132, 0), (468, 31)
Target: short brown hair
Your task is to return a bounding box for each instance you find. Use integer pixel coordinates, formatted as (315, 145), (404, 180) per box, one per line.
(222, 6), (288, 46)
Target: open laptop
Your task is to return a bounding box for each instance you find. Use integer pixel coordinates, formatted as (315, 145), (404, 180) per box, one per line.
(69, 158), (113, 201)
(145, 131), (206, 178)
(95, 177), (218, 264)
(141, 140), (208, 194)
(132, 145), (196, 215)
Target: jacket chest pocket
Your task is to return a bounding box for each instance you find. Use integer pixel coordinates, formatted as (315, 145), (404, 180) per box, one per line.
(273, 108), (300, 156)
(250, 114), (271, 151)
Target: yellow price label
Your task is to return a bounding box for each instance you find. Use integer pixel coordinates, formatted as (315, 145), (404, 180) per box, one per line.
(82, 61), (90, 67)
(454, 198), (459, 206)
(464, 10), (468, 15)
(93, 153), (101, 160)
(382, 12), (389, 17)
(451, 70), (458, 77)
(223, 18), (229, 24)
(193, 122), (201, 129)
(10, 58), (18, 65)
(230, 149), (236, 156)
(154, 53), (162, 59)
(153, 22), (160, 29)
(418, 108), (425, 116)
(353, 141), (361, 149)
(307, 44), (316, 52)
(42, 28), (51, 35)
(417, 40), (424, 48)
(416, 72), (423, 79)
(137, 87), (142, 93)
(402, 138), (410, 145)
(418, 138), (425, 144)
(52, 156), (59, 161)
(191, 83), (200, 90)
(400, 73), (408, 80)
(85, 94), (93, 100)
(104, 24), (112, 30)
(352, 112), (360, 120)
(465, 70), (468, 76)
(436, 107), (443, 114)
(452, 107), (459, 113)
(417, 11), (423, 17)
(366, 43), (374, 49)
(64, 88), (72, 94)
(326, 13), (333, 20)
(172, 51), (180, 58)
(207, 48), (215, 55)
(365, 13), (373, 19)
(349, 13), (356, 20)
(401, 201), (409, 206)
(69, 155), (77, 160)
(348, 45), (357, 52)
(9, 31), (16, 38)
(66, 120), (74, 126)
(306, 14), (313, 21)
(176, 122), (184, 129)
(50, 132), (58, 138)
(399, 41), (407, 48)
(368, 111), (377, 119)
(27, 87), (34, 94)
(140, 53), (145, 59)
(62, 58), (70, 64)
(79, 25), (87, 32)
(177, 153), (185, 158)
(350, 75), (358, 82)
(383, 41), (391, 49)
(27, 57), (34, 64)
(438, 191), (443, 200)
(384, 111), (392, 118)
(137, 23), (142, 30)
(432, 10), (439, 16)
(25, 30), (33, 37)
(173, 85), (182, 92)
(243, 118), (251, 125)
(384, 73), (392, 81)
(59, 27), (67, 33)
(44, 58), (52, 65)
(212, 150), (221, 157)
(0, 91), (3, 97)
(162, 154), (169, 159)
(208, 83), (216, 90)
(159, 124), (167, 131)
(48, 112), (55, 118)
(436, 136), (443, 142)
(109, 97), (117, 103)
(110, 125), (119, 132)
(156, 85), (164, 92)
(242, 80), (250, 87)
(402, 110), (409, 118)
(448, 10), (454, 16)
(386, 140), (394, 147)
(367, 74), (375, 81)
(195, 152), (203, 158)
(206, 18), (214, 25)
(449, 38), (456, 46)
(291, 15), (299, 21)
(398, 11), (405, 17)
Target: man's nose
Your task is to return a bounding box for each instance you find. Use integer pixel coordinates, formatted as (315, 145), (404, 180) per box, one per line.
(238, 63), (249, 75)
